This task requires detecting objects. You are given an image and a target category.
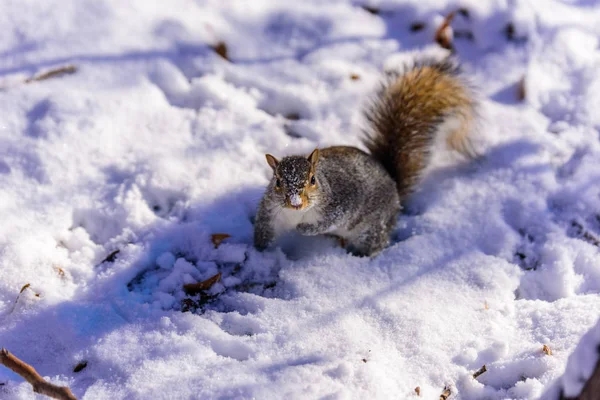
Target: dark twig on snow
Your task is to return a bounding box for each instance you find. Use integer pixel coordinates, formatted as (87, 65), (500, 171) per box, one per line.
(25, 65), (77, 83)
(473, 365), (487, 379)
(0, 348), (77, 400)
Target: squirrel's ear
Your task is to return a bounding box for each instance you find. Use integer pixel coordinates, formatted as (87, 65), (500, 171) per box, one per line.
(308, 148), (319, 167)
(265, 154), (279, 170)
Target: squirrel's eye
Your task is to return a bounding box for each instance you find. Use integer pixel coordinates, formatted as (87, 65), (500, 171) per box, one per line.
(275, 179), (281, 188)
(310, 176), (316, 185)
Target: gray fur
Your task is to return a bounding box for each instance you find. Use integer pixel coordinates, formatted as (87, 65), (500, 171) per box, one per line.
(254, 147), (400, 256)
(254, 56), (475, 256)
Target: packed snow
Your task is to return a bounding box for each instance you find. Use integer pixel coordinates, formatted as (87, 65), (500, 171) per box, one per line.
(1, 0), (600, 399)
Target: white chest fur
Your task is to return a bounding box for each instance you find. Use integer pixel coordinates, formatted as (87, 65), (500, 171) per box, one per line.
(272, 206), (321, 236)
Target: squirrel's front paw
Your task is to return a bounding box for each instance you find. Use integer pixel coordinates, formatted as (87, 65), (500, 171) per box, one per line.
(296, 223), (319, 236)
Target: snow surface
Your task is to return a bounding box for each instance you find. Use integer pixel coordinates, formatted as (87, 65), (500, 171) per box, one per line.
(1, 0), (600, 399)
(542, 317), (600, 398)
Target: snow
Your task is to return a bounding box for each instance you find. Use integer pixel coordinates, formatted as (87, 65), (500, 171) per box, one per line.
(1, 0), (600, 399)
(542, 317), (600, 398)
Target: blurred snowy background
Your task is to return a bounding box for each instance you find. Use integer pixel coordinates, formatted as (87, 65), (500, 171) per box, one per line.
(1, 0), (600, 399)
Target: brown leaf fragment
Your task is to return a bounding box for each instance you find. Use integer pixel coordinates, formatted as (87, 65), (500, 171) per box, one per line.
(25, 65), (77, 83)
(183, 272), (222, 295)
(410, 22), (426, 32)
(211, 233), (231, 248)
(473, 364), (487, 379)
(73, 361), (87, 373)
(362, 358), (367, 363)
(211, 42), (229, 61)
(55, 266), (65, 278)
(350, 74), (360, 80)
(440, 386), (451, 400)
(19, 284), (31, 294)
(415, 386), (421, 396)
(543, 344), (552, 356)
(435, 12), (456, 51)
(517, 76), (526, 101)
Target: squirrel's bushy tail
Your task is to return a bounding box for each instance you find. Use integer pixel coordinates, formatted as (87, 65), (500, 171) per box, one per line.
(363, 56), (477, 198)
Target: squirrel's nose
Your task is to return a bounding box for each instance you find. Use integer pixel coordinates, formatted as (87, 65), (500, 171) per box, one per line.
(288, 193), (303, 208)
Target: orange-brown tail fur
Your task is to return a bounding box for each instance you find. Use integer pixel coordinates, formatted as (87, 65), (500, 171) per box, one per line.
(363, 57), (476, 198)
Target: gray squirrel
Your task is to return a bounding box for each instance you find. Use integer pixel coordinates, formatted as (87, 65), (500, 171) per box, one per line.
(254, 56), (477, 256)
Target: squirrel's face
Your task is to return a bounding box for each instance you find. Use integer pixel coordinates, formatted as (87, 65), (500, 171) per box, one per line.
(265, 149), (320, 211)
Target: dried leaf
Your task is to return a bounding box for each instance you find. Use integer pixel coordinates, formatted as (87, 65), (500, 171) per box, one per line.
(183, 272), (222, 295)
(415, 386), (421, 396)
(350, 74), (361, 81)
(211, 42), (229, 60)
(543, 344), (552, 356)
(211, 233), (231, 248)
(25, 65), (77, 83)
(55, 266), (65, 278)
(73, 361), (88, 373)
(362, 358), (367, 363)
(473, 364), (487, 379)
(19, 284), (30, 294)
(440, 386), (451, 400)
(435, 12), (455, 51)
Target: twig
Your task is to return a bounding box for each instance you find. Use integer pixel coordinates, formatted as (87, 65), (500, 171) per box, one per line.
(0, 348), (77, 400)
(440, 386), (451, 400)
(517, 76), (526, 101)
(25, 65), (77, 83)
(473, 365), (487, 379)
(435, 11), (456, 51)
(571, 221), (600, 247)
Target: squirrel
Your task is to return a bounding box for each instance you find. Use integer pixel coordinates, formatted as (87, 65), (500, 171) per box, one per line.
(254, 55), (477, 256)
